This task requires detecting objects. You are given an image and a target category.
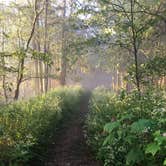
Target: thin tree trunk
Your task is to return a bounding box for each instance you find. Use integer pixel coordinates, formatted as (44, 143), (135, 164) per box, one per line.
(37, 37), (44, 93)
(39, 62), (44, 93)
(112, 73), (115, 91)
(2, 56), (8, 103)
(1, 10), (8, 103)
(44, 0), (49, 92)
(130, 0), (141, 93)
(33, 39), (40, 95)
(14, 0), (44, 100)
(117, 68), (121, 90)
(35, 60), (40, 94)
(36, 15), (44, 93)
(2, 49), (8, 103)
(60, 0), (67, 86)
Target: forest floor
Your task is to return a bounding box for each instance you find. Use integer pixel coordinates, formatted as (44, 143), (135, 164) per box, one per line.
(45, 92), (101, 166)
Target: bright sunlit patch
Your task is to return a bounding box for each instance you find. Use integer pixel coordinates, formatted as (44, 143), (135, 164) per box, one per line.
(1, 0), (28, 4)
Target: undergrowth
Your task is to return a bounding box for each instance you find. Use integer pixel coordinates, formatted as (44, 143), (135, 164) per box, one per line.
(86, 87), (166, 166)
(0, 86), (82, 166)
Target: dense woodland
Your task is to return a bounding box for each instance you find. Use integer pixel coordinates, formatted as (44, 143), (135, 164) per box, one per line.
(0, 0), (166, 166)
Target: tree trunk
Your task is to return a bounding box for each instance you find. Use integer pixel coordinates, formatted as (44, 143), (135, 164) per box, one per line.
(14, 58), (24, 100)
(44, 0), (49, 92)
(2, 56), (8, 103)
(14, 0), (44, 100)
(130, 0), (141, 93)
(1, 23), (8, 103)
(33, 39), (40, 95)
(35, 60), (40, 94)
(60, 0), (67, 86)
(36, 15), (44, 93)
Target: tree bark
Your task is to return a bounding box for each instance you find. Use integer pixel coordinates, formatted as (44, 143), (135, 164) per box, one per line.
(36, 15), (44, 93)
(33, 39), (40, 95)
(1, 8), (8, 103)
(14, 0), (44, 100)
(44, 0), (49, 92)
(130, 0), (141, 93)
(60, 0), (67, 86)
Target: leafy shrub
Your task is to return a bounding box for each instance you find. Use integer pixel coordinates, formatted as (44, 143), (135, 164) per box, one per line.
(86, 88), (166, 166)
(0, 86), (82, 165)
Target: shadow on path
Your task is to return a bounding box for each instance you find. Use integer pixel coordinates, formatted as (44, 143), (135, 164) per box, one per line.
(45, 92), (101, 166)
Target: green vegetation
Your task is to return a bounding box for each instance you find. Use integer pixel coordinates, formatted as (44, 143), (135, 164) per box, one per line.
(0, 0), (166, 165)
(0, 86), (82, 165)
(86, 88), (166, 166)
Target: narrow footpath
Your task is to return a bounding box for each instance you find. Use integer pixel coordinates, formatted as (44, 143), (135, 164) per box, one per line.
(45, 92), (101, 166)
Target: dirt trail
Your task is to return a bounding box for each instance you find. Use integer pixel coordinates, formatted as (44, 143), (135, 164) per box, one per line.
(45, 92), (101, 166)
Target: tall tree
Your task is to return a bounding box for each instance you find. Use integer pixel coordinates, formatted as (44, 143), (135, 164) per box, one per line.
(60, 0), (67, 86)
(44, 0), (49, 92)
(14, 0), (44, 100)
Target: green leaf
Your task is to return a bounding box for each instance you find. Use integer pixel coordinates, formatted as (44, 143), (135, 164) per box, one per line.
(153, 131), (166, 145)
(163, 158), (166, 165)
(120, 114), (134, 121)
(104, 121), (120, 133)
(103, 134), (114, 146)
(145, 143), (160, 156)
(131, 119), (154, 133)
(126, 148), (144, 165)
(125, 135), (137, 144)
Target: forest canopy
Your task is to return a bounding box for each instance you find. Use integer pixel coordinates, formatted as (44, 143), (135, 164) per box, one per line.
(0, 0), (166, 102)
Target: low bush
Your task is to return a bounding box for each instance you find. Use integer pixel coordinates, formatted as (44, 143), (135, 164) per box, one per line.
(0, 86), (82, 165)
(86, 87), (166, 166)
